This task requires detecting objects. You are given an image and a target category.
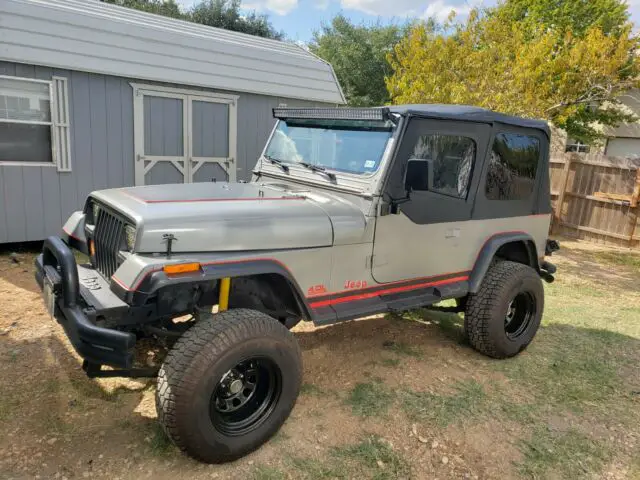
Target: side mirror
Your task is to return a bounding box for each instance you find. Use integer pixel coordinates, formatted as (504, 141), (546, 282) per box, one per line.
(404, 158), (433, 192)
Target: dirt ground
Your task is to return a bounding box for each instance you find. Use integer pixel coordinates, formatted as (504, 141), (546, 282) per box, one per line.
(0, 240), (639, 480)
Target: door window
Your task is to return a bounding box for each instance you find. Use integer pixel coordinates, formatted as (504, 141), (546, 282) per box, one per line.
(409, 134), (476, 199)
(485, 133), (540, 201)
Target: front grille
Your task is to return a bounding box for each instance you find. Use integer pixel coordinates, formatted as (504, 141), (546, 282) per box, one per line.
(93, 207), (126, 279)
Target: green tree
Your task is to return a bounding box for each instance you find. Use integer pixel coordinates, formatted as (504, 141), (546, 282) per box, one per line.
(495, 0), (631, 36)
(310, 15), (407, 106)
(101, 0), (284, 40)
(387, 5), (639, 143)
(101, 0), (184, 19)
(190, 0), (284, 40)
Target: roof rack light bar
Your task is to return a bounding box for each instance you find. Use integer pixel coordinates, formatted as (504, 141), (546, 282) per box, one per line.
(273, 107), (390, 122)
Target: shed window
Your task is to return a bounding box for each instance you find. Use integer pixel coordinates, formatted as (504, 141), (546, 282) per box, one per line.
(0, 76), (71, 170)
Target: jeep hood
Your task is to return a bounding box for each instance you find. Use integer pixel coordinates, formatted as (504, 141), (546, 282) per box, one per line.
(90, 183), (365, 253)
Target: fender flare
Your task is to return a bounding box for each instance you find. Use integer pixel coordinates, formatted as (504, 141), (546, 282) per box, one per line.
(468, 232), (540, 293)
(115, 258), (314, 320)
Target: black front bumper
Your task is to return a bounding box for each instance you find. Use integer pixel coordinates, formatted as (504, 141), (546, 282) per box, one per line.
(35, 236), (135, 368)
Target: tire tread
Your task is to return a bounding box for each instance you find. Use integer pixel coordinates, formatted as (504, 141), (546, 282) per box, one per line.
(464, 261), (542, 359)
(156, 308), (301, 462)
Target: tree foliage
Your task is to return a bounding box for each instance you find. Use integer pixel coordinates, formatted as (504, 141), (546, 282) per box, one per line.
(101, 0), (284, 40)
(387, 2), (639, 143)
(101, 0), (184, 18)
(310, 15), (407, 106)
(191, 0), (284, 40)
(494, 0), (631, 36)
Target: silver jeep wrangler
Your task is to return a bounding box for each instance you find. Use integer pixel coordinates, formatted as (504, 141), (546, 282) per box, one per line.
(35, 105), (558, 463)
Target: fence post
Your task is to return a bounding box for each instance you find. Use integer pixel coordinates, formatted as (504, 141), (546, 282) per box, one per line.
(630, 168), (640, 245)
(631, 168), (640, 208)
(553, 154), (573, 231)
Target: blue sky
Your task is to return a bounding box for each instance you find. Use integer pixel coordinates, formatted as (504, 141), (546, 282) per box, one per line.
(176, 0), (640, 42)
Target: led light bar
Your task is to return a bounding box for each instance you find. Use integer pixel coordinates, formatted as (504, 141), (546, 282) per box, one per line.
(273, 107), (390, 121)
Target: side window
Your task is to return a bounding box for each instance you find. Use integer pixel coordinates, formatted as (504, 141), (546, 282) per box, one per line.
(485, 133), (540, 200)
(409, 134), (476, 199)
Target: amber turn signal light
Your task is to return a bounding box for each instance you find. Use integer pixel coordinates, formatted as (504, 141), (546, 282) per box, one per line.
(163, 262), (201, 275)
(88, 239), (96, 257)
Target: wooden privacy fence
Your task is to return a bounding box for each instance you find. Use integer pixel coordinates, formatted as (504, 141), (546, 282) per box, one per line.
(550, 153), (640, 249)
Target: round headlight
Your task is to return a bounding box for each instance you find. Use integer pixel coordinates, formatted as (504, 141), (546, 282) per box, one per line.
(124, 225), (137, 251)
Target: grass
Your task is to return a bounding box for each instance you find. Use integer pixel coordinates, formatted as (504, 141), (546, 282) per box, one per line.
(1, 239), (638, 479)
(253, 465), (286, 480)
(300, 382), (324, 396)
(518, 427), (611, 479)
(400, 379), (486, 427)
(593, 250), (640, 269)
(286, 435), (410, 480)
(288, 456), (345, 479)
(333, 435), (410, 480)
(148, 423), (174, 456)
(382, 341), (423, 358)
(347, 381), (394, 418)
(380, 357), (400, 367)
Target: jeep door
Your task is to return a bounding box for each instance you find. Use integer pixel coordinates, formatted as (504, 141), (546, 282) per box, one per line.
(372, 117), (490, 283)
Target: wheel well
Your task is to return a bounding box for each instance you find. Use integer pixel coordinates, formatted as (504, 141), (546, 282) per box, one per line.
(226, 274), (306, 326)
(495, 240), (538, 269)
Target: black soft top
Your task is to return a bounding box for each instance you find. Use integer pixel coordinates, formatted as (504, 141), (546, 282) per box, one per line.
(389, 104), (550, 137)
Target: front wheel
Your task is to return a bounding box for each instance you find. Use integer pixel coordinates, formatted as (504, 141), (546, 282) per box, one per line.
(464, 261), (544, 359)
(156, 309), (302, 463)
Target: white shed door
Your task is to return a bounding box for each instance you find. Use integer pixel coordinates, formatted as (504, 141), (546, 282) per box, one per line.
(133, 85), (237, 186)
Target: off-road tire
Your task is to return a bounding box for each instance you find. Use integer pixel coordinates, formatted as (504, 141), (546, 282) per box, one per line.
(156, 308), (302, 463)
(464, 261), (543, 359)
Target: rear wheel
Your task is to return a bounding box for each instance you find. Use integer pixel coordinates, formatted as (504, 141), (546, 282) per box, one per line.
(464, 261), (544, 359)
(156, 308), (302, 463)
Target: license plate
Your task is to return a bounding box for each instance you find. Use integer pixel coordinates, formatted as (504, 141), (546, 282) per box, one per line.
(43, 280), (56, 318)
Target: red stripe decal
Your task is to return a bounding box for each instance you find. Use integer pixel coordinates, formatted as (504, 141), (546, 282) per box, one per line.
(309, 275), (469, 309)
(63, 227), (82, 242)
(307, 270), (471, 299)
(112, 257), (294, 292)
(119, 190), (305, 204)
(144, 196), (305, 204)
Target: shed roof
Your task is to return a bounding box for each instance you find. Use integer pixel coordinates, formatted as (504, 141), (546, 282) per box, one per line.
(389, 104), (551, 136)
(0, 0), (345, 104)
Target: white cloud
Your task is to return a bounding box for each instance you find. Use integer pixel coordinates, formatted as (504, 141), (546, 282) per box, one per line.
(243, 0), (298, 14)
(340, 0), (483, 19)
(314, 0), (331, 10)
(178, 0), (297, 15)
(423, 0), (472, 22)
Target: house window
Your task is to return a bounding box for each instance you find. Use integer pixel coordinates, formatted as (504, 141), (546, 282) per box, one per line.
(565, 139), (590, 153)
(0, 76), (71, 170)
(410, 134), (476, 199)
(485, 133), (540, 201)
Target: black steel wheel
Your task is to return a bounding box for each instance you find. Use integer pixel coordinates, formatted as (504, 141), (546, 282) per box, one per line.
(504, 292), (537, 340)
(465, 261), (544, 358)
(156, 309), (302, 463)
(211, 357), (282, 436)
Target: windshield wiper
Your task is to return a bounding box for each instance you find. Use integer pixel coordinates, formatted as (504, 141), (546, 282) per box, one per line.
(264, 154), (289, 173)
(299, 162), (337, 181)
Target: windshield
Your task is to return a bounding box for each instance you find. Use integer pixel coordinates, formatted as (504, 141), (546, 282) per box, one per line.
(264, 119), (394, 175)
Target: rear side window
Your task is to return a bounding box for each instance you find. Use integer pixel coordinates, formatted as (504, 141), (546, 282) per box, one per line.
(485, 133), (540, 201)
(411, 134), (476, 199)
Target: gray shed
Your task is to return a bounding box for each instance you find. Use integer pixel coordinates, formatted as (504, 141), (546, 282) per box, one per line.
(0, 0), (345, 243)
